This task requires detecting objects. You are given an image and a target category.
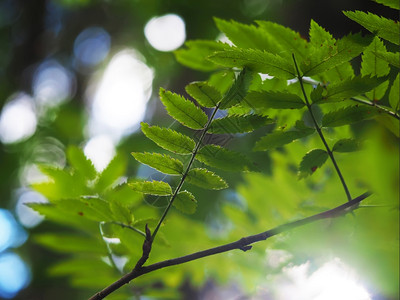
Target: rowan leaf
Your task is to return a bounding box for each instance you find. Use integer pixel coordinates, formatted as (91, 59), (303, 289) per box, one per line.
(66, 145), (97, 180)
(219, 68), (254, 109)
(34, 234), (107, 254)
(185, 81), (221, 108)
(208, 48), (295, 79)
(132, 152), (183, 175)
(373, 50), (400, 68)
(301, 33), (371, 76)
(332, 138), (362, 152)
(141, 123), (195, 154)
(128, 180), (172, 196)
(344, 11), (400, 45)
(245, 91), (305, 109)
(322, 105), (380, 127)
(298, 149), (329, 179)
(208, 114), (273, 134)
(174, 191), (197, 214)
(159, 88), (208, 129)
(373, 0), (399, 9)
(389, 74), (400, 112)
(196, 144), (251, 171)
(186, 168), (228, 190)
(174, 40), (229, 71)
(312, 76), (387, 103)
(254, 126), (315, 151)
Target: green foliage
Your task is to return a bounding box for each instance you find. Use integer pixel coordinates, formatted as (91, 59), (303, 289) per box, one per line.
(343, 11), (400, 45)
(27, 3), (399, 300)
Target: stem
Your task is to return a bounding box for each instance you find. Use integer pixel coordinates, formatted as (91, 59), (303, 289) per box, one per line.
(111, 222), (146, 238)
(292, 54), (352, 202)
(89, 191), (372, 300)
(151, 104), (221, 241)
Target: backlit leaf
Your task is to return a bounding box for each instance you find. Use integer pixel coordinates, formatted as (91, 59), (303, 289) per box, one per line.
(185, 81), (221, 108)
(208, 114), (273, 134)
(95, 154), (127, 192)
(34, 234), (106, 254)
(219, 68), (254, 109)
(208, 48), (295, 79)
(254, 126), (315, 151)
(332, 138), (362, 152)
(159, 88), (208, 129)
(389, 74), (400, 112)
(344, 11), (400, 45)
(174, 191), (197, 214)
(128, 180), (172, 196)
(132, 152), (183, 175)
(373, 0), (399, 9)
(141, 123), (195, 154)
(196, 145), (251, 171)
(66, 145), (97, 180)
(322, 105), (380, 127)
(373, 50), (400, 68)
(186, 168), (228, 190)
(298, 149), (329, 178)
(312, 76), (387, 103)
(245, 91), (305, 109)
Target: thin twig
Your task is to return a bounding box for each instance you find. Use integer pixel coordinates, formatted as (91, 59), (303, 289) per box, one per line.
(292, 54), (352, 202)
(88, 191), (372, 300)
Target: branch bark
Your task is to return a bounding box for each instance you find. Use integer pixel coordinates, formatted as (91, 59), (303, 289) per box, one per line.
(89, 191), (372, 300)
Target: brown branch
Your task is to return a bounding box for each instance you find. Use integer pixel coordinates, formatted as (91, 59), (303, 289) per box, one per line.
(88, 191), (372, 300)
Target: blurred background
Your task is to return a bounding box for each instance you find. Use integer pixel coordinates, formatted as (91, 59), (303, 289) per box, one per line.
(0, 0), (397, 299)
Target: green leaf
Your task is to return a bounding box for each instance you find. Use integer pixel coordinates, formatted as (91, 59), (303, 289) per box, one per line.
(254, 126), (315, 151)
(361, 37), (390, 77)
(332, 138), (362, 152)
(109, 200), (133, 224)
(309, 20), (335, 48)
(173, 191), (197, 214)
(219, 68), (254, 109)
(245, 91), (305, 109)
(128, 180), (172, 196)
(159, 88), (208, 129)
(196, 144), (251, 171)
(373, 50), (400, 68)
(34, 234), (106, 254)
(214, 18), (274, 51)
(174, 40), (229, 71)
(298, 149), (329, 178)
(373, 0), (399, 9)
(186, 168), (228, 190)
(208, 114), (273, 134)
(256, 20), (309, 60)
(312, 76), (387, 103)
(95, 154), (127, 192)
(208, 48), (295, 79)
(322, 105), (380, 127)
(66, 145), (97, 180)
(344, 11), (400, 45)
(141, 123), (195, 154)
(389, 74), (400, 112)
(185, 81), (221, 108)
(302, 33), (371, 76)
(319, 62), (355, 82)
(132, 152), (183, 175)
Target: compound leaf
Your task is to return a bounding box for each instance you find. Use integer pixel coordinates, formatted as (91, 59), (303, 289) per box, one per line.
(219, 68), (254, 109)
(159, 88), (208, 130)
(298, 149), (329, 178)
(196, 144), (251, 171)
(344, 11), (400, 45)
(141, 123), (195, 155)
(174, 191), (197, 214)
(128, 180), (172, 196)
(185, 81), (221, 108)
(208, 48), (295, 79)
(322, 105), (380, 127)
(254, 126), (315, 151)
(132, 152), (183, 175)
(66, 145), (97, 180)
(246, 91), (305, 109)
(186, 168), (228, 190)
(208, 114), (273, 134)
